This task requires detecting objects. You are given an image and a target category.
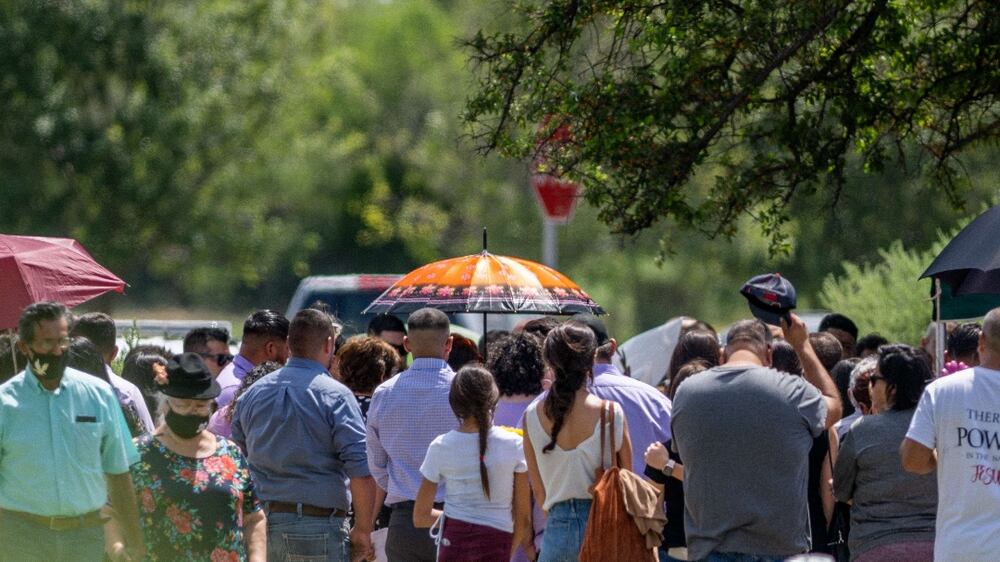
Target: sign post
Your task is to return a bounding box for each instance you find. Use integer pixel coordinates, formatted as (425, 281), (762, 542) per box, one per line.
(530, 174), (580, 268)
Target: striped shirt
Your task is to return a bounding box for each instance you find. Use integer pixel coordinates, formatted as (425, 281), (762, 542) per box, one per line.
(366, 358), (456, 505)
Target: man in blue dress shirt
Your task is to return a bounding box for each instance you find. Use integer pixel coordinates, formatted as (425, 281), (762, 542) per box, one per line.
(366, 307), (457, 562)
(0, 302), (144, 562)
(233, 308), (376, 562)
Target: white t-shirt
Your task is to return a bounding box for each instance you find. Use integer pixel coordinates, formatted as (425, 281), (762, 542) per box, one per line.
(419, 426), (527, 533)
(906, 367), (1000, 561)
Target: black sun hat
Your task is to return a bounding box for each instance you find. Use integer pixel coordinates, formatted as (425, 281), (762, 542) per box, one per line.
(740, 273), (797, 327)
(159, 352), (221, 400)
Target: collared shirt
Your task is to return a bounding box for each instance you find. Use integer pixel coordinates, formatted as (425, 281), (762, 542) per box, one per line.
(0, 367), (138, 516)
(589, 363), (673, 472)
(215, 354), (254, 408)
(231, 357), (369, 511)
(106, 365), (155, 433)
(366, 358), (456, 505)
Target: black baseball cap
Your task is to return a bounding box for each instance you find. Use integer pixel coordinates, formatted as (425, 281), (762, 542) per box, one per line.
(740, 273), (797, 327)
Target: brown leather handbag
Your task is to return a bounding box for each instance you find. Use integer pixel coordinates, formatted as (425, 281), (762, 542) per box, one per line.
(579, 401), (664, 562)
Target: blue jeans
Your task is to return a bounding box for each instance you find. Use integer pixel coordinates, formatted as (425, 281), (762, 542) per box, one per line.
(539, 498), (591, 562)
(701, 553), (786, 562)
(267, 509), (351, 562)
(0, 512), (104, 562)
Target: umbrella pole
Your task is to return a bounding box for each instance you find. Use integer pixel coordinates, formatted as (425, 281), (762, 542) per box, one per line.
(935, 278), (945, 376)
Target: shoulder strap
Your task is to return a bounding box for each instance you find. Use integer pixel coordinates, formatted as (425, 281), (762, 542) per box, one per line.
(609, 401), (619, 469)
(599, 400), (608, 469)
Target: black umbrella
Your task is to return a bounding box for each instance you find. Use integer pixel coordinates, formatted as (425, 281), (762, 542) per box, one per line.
(921, 204), (1000, 294)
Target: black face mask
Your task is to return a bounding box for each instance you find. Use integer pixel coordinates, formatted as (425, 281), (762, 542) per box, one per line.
(165, 407), (209, 439)
(28, 350), (68, 381)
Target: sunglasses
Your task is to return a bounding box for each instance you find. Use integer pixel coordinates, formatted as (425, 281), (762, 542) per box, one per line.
(199, 353), (234, 367)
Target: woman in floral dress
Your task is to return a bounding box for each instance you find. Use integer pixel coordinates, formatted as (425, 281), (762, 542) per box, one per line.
(113, 352), (266, 561)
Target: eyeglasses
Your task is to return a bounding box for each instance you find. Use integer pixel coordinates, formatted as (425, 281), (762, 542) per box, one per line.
(30, 337), (70, 354)
(199, 353), (234, 367)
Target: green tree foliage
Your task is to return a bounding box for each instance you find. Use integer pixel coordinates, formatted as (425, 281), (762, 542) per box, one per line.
(819, 237), (946, 344)
(464, 0), (1000, 250)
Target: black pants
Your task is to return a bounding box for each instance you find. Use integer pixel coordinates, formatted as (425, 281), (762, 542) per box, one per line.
(385, 501), (439, 562)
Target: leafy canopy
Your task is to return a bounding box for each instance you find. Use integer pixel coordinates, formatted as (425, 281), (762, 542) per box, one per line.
(464, 0), (1000, 251)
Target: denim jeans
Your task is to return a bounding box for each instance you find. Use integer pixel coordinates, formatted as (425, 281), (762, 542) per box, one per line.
(267, 509), (351, 562)
(538, 498), (592, 562)
(0, 512), (104, 562)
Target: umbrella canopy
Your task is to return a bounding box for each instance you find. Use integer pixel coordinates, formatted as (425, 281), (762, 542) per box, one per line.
(921, 204), (1000, 294)
(0, 235), (126, 329)
(364, 251), (604, 316)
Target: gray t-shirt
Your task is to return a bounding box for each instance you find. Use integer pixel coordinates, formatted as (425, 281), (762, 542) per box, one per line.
(833, 409), (937, 559)
(671, 364), (826, 560)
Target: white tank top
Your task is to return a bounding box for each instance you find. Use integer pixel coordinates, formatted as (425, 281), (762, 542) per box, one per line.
(525, 400), (624, 511)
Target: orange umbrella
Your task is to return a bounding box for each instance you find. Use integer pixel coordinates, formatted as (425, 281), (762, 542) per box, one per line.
(364, 251), (603, 316)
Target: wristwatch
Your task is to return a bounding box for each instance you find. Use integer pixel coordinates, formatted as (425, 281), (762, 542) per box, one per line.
(661, 459), (676, 477)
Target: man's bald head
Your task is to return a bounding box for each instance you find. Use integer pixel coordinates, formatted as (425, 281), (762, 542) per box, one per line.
(983, 308), (1000, 353)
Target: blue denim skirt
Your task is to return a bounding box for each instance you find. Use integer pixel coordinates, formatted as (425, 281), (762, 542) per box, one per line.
(539, 498), (592, 562)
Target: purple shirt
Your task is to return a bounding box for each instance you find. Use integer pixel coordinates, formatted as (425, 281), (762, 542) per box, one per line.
(590, 363), (672, 471)
(366, 358), (456, 505)
(215, 354), (254, 409)
(530, 363), (672, 472)
(206, 406), (232, 438)
(494, 396), (537, 429)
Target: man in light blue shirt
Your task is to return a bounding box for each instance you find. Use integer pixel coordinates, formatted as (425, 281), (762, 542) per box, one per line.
(233, 308), (375, 562)
(0, 302), (144, 562)
(367, 308), (457, 562)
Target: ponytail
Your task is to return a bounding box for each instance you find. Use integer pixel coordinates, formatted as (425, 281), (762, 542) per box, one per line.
(541, 323), (597, 453)
(476, 408), (492, 499)
(449, 366), (500, 500)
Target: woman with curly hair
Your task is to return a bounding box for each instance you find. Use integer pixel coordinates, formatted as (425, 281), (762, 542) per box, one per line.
(336, 335), (400, 421)
(523, 323), (632, 562)
(488, 332), (546, 429)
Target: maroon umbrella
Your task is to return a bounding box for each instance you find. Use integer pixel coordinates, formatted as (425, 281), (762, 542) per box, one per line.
(0, 235), (126, 329)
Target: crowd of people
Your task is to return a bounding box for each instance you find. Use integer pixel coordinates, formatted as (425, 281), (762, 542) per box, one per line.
(1, 295), (999, 562)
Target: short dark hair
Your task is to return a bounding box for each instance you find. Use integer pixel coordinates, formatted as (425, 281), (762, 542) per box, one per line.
(667, 358), (711, 400)
(724, 319), (770, 357)
(820, 313), (859, 340)
(288, 309), (335, 357)
(69, 312), (117, 357)
(877, 344), (931, 411)
(0, 333), (27, 383)
(407, 308), (450, 333)
(183, 327), (230, 353)
(809, 332), (844, 371)
(67, 336), (110, 383)
(831, 358), (861, 418)
(855, 333), (888, 356)
(947, 322), (981, 361)
(368, 314), (406, 336)
(771, 340), (802, 375)
(487, 332), (545, 397)
(522, 317), (561, 340)
(18, 302), (69, 345)
(243, 310), (290, 341)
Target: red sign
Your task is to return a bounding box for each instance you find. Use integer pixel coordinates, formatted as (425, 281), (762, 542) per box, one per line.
(531, 173), (580, 223)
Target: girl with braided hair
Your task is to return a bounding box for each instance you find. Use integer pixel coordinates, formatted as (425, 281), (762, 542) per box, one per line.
(523, 322), (632, 562)
(415, 366), (533, 561)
